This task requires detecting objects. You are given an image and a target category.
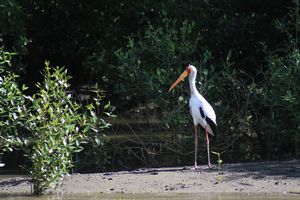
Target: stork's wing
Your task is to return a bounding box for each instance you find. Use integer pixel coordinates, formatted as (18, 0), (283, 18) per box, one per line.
(199, 99), (217, 136)
(189, 93), (217, 136)
(200, 107), (217, 135)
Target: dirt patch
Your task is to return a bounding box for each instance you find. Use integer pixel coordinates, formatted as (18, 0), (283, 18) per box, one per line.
(0, 160), (299, 195)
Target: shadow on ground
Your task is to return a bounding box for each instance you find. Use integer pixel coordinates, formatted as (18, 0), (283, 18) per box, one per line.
(122, 159), (300, 180)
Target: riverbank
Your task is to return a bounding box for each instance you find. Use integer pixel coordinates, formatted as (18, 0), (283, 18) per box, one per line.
(0, 160), (299, 196)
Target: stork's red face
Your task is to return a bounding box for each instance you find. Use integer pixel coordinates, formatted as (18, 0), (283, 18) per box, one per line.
(168, 65), (192, 92)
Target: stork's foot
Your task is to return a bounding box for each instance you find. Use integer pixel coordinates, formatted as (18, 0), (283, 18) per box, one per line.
(208, 163), (214, 169)
(191, 163), (199, 170)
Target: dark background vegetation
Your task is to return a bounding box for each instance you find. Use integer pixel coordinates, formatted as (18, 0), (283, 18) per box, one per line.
(1, 0), (299, 171)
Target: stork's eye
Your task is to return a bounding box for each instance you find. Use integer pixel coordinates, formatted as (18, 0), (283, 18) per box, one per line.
(186, 67), (192, 74)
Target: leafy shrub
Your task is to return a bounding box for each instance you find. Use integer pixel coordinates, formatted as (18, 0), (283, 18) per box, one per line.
(113, 17), (202, 122)
(23, 63), (79, 194)
(75, 84), (114, 172)
(258, 49), (300, 158)
(255, 1), (300, 159)
(0, 53), (111, 194)
(0, 49), (27, 154)
(206, 57), (262, 161)
(0, 0), (29, 54)
(23, 62), (109, 194)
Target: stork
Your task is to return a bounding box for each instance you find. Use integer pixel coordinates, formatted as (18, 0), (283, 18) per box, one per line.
(168, 64), (217, 169)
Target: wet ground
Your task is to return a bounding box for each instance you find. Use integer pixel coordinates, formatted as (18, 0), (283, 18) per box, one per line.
(1, 193), (300, 200)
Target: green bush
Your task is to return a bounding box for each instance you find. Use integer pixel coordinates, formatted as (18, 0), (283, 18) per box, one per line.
(0, 52), (111, 194)
(75, 84), (114, 172)
(256, 1), (300, 159)
(0, 49), (27, 154)
(206, 58), (262, 161)
(258, 49), (300, 158)
(112, 17), (202, 123)
(23, 63), (80, 194)
(23, 62), (110, 194)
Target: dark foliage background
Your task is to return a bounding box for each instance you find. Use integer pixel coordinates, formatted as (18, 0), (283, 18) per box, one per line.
(0, 0), (299, 171)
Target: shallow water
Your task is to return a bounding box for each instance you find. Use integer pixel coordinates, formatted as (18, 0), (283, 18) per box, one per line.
(0, 193), (299, 200)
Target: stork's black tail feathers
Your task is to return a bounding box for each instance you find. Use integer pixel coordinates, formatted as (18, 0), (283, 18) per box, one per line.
(199, 107), (217, 136)
(206, 116), (217, 136)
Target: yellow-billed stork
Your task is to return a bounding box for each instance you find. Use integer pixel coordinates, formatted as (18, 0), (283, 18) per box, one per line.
(169, 64), (217, 169)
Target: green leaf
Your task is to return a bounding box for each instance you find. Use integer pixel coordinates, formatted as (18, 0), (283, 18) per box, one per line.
(95, 137), (101, 145)
(22, 84), (28, 91)
(104, 101), (111, 110)
(75, 139), (80, 147)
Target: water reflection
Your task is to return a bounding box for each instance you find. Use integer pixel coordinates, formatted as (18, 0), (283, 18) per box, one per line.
(0, 193), (299, 200)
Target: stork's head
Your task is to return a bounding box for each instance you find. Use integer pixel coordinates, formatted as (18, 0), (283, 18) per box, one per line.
(168, 64), (196, 92)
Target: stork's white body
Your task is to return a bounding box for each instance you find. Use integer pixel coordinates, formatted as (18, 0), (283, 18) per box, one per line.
(188, 65), (216, 136)
(168, 64), (217, 169)
(189, 93), (216, 135)
(187, 65), (217, 169)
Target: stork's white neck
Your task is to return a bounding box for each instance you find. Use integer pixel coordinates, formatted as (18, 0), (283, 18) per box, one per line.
(189, 71), (200, 95)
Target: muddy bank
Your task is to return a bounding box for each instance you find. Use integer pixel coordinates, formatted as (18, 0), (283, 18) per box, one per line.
(0, 160), (299, 195)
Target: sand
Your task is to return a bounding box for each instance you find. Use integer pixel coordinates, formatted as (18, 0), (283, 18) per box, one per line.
(0, 159), (299, 196)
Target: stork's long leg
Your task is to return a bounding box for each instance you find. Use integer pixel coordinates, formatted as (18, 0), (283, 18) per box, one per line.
(205, 127), (212, 169)
(193, 125), (198, 169)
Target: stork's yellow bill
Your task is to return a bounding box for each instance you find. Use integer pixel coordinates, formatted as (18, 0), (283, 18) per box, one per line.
(168, 70), (189, 92)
